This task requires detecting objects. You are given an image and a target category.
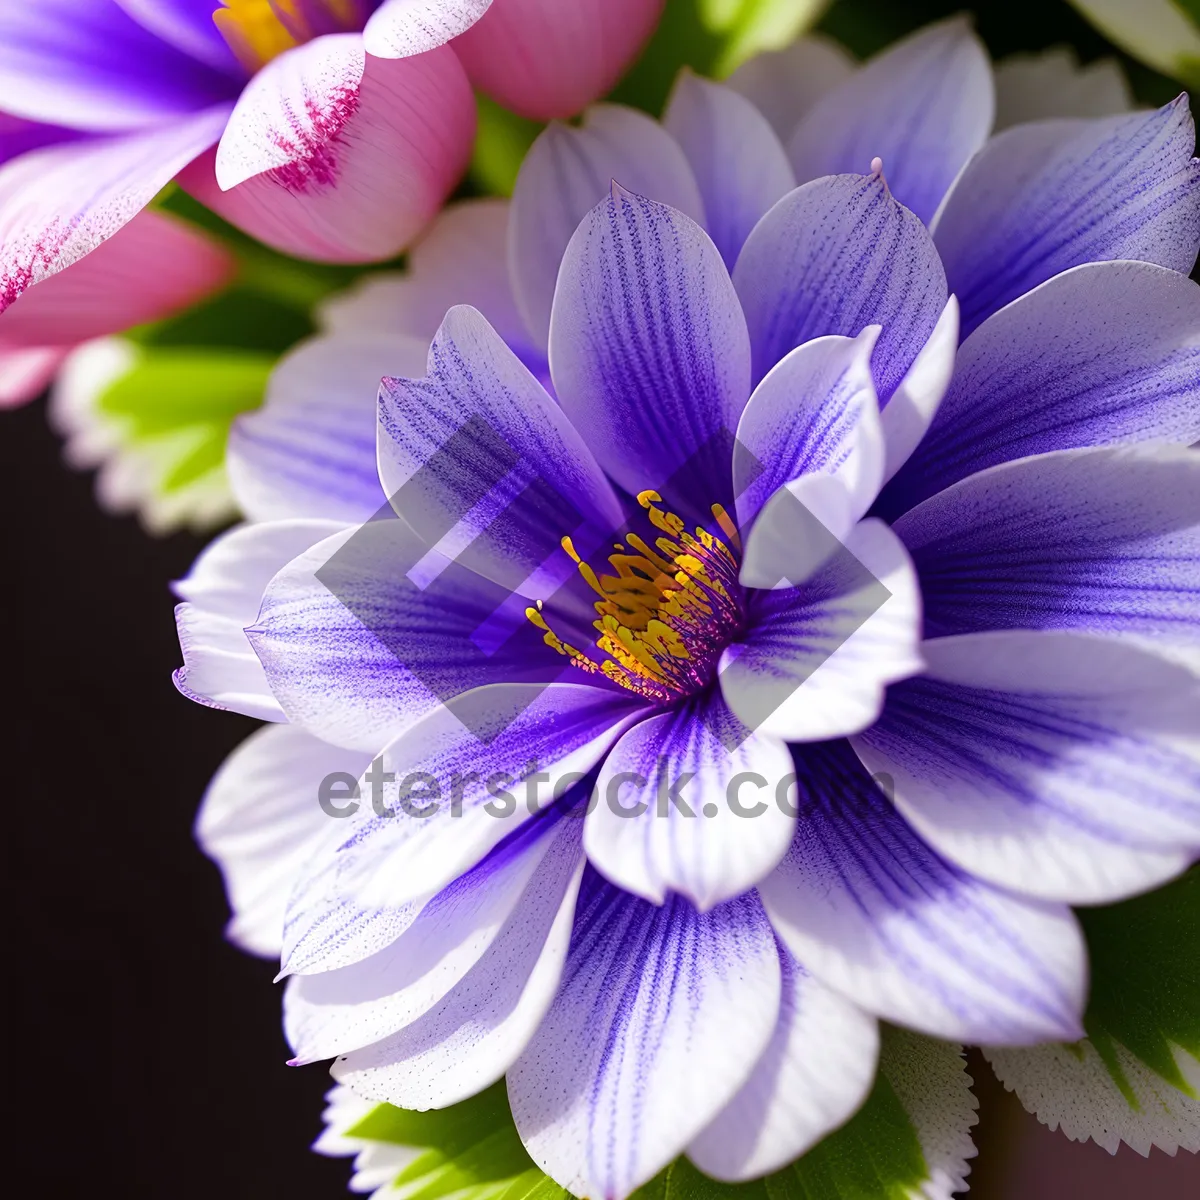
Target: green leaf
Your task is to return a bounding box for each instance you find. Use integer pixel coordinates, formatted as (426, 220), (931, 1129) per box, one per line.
(470, 95), (544, 197)
(707, 0), (833, 76)
(1078, 867), (1200, 1099)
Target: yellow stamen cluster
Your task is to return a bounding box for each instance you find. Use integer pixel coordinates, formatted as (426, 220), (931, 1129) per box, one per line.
(527, 492), (744, 703)
(215, 1), (359, 71)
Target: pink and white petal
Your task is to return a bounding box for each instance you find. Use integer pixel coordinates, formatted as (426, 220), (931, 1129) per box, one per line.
(330, 825), (586, 1108)
(0, 209), (235, 346)
(229, 330), (426, 524)
(363, 0), (493, 57)
(173, 518), (347, 721)
(853, 630), (1200, 904)
(788, 18), (994, 227)
(284, 808), (577, 1059)
(0, 345), (66, 408)
(663, 72), (795, 271)
(586, 689), (796, 909)
(510, 105), (704, 352)
(452, 0), (666, 120)
(197, 724), (372, 958)
(280, 684), (647, 973)
(878, 296), (959, 485)
(726, 36), (856, 144)
(727, 520), (923, 742)
(0, 104), (231, 313)
(760, 742), (1088, 1046)
(509, 878), (781, 1200)
(993, 47), (1132, 130)
(185, 43), (474, 261)
(734, 328), (883, 532)
(688, 947), (879, 1181)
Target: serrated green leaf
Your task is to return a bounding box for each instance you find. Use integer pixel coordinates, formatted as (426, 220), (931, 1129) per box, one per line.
(1078, 867), (1200, 1100)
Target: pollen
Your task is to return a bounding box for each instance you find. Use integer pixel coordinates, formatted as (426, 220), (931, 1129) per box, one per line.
(527, 494), (744, 704)
(215, 1), (362, 72)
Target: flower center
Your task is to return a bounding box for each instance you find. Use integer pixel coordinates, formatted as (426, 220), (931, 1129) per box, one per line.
(527, 491), (745, 704)
(215, 1), (365, 72)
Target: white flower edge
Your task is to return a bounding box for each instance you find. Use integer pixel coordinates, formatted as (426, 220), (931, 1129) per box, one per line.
(314, 1085), (425, 1198)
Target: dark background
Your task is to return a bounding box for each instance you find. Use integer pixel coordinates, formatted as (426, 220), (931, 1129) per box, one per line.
(7, 0), (1199, 1195)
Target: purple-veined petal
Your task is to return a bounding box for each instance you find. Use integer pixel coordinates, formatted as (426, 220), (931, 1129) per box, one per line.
(285, 806), (578, 1059)
(115, 0), (243, 74)
(688, 946), (879, 1181)
(759, 741), (1087, 1045)
(0, 105), (230, 313)
(229, 331), (425, 524)
(733, 327), (883, 532)
(878, 296), (959, 486)
(364, 0), (493, 57)
(0, 115), (80, 167)
(550, 186), (750, 515)
(993, 47), (1132, 130)
(196, 724), (372, 958)
(509, 875), (781, 1200)
(733, 173), (948, 396)
(881, 261), (1200, 516)
(933, 98), (1200, 338)
(727, 519), (923, 740)
(182, 42), (475, 261)
(663, 71), (795, 272)
(378, 304), (623, 596)
(585, 689), (795, 910)
(725, 35), (855, 144)
(330, 821), (585, 1108)
(509, 105), (704, 353)
(279, 683), (646, 972)
(173, 518), (347, 721)
(788, 18), (993, 227)
(853, 630), (1200, 904)
(0, 0), (238, 131)
(894, 444), (1200, 663)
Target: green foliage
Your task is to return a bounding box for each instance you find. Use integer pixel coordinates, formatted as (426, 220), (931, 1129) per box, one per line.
(1078, 867), (1200, 1100)
(470, 95), (544, 197)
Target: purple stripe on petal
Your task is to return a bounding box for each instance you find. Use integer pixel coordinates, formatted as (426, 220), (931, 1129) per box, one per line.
(759, 741), (1087, 1044)
(509, 872), (781, 1200)
(733, 174), (947, 397)
(114, 0), (243, 74)
(934, 98), (1200, 338)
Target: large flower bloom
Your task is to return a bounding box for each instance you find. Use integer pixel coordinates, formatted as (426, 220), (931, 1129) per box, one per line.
(0, 0), (664, 319)
(181, 21), (1200, 1199)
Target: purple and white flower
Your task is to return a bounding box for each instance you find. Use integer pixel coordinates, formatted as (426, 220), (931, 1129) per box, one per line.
(180, 20), (1200, 1198)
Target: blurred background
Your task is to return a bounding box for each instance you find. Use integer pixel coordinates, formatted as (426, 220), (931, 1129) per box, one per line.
(8, 0), (1199, 1194)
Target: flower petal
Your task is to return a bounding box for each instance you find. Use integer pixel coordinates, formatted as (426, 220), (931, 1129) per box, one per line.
(586, 689), (795, 909)
(688, 946), (879, 1180)
(787, 18), (993, 226)
(280, 683), (646, 972)
(759, 741), (1087, 1045)
(451, 0), (666, 120)
(993, 47), (1132, 130)
(509, 875), (781, 1200)
(733, 173), (948, 396)
(854, 630), (1200, 904)
(550, 186), (749, 513)
(196, 724), (372, 958)
(363, 0), (493, 57)
(229, 330), (425, 524)
(894, 444), (1200, 662)
(663, 71), (795, 272)
(183, 42), (474, 261)
(173, 518), (347, 721)
(0, 209), (234, 347)
(0, 345), (65, 408)
(727, 519), (923, 740)
(329, 822), (585, 1109)
(510, 105), (704, 353)
(881, 261), (1200, 516)
(378, 304), (623, 595)
(725, 35), (855, 144)
(733, 327), (883, 531)
(933, 98), (1200, 338)
(0, 0), (237, 131)
(0, 105), (230, 313)
(115, 0), (242, 74)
